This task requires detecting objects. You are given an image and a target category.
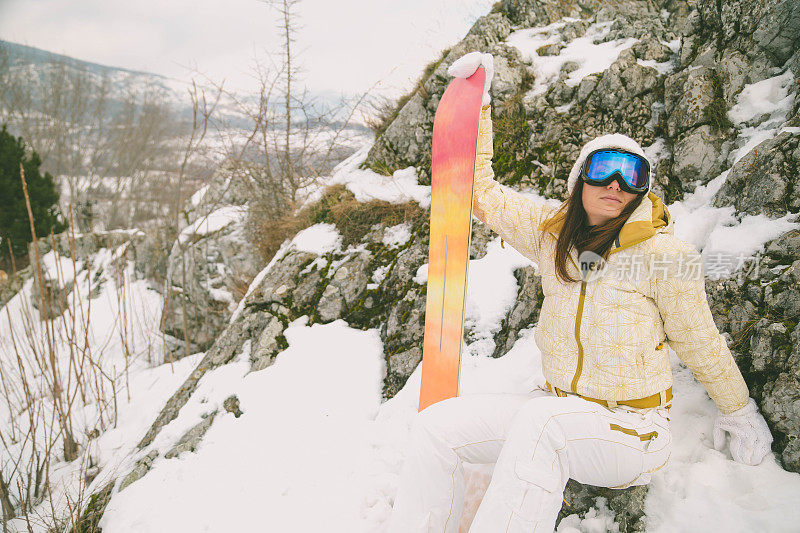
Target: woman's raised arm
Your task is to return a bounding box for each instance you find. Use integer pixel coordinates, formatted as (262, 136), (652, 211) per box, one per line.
(472, 104), (558, 267)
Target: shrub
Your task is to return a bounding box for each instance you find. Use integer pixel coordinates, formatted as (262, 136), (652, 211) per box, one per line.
(0, 124), (66, 258)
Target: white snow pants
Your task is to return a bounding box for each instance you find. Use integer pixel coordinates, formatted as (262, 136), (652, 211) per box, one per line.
(386, 389), (672, 533)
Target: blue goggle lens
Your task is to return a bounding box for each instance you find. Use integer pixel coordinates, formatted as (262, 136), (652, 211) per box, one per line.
(584, 150), (649, 191)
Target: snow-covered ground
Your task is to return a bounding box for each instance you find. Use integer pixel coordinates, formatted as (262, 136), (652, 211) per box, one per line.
(0, 242), (183, 531)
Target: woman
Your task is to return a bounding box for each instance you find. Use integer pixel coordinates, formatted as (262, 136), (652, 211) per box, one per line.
(386, 52), (774, 532)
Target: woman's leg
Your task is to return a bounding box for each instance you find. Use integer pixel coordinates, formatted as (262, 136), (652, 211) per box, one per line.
(469, 396), (672, 532)
(386, 390), (550, 533)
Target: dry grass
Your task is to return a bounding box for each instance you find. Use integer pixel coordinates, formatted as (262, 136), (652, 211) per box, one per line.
(248, 184), (426, 263)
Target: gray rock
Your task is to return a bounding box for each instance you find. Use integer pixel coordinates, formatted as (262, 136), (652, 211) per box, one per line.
(250, 316), (286, 372)
(490, 47), (529, 103)
(537, 42), (564, 56)
(749, 319), (789, 372)
(751, 0), (800, 64)
(119, 450), (159, 491)
(717, 50), (751, 103)
(223, 395), (243, 418)
(493, 266), (543, 357)
(713, 131), (798, 217)
(389, 347), (422, 377)
(576, 75), (599, 103)
(761, 372), (800, 471)
(30, 275), (73, 320)
(671, 125), (725, 185)
(664, 67), (718, 137)
(470, 222), (495, 259)
(162, 209), (260, 357)
(164, 411), (218, 459)
(558, 480), (648, 532)
(765, 230), (800, 262)
(317, 283), (345, 322)
(317, 251), (372, 322)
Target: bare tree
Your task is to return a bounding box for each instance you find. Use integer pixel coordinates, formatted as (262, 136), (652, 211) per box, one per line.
(0, 46), (181, 231)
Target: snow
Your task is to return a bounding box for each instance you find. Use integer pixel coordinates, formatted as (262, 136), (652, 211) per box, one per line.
(507, 21), (638, 97)
(40, 249), (83, 283)
(0, 240), (186, 532)
(557, 498), (619, 532)
(413, 263), (429, 284)
(644, 137), (669, 165)
(555, 102), (575, 113)
(637, 58), (675, 75)
(643, 352), (800, 532)
(463, 237), (534, 352)
(87, 301), (800, 533)
(189, 183), (211, 207)
(100, 318), (388, 533)
(701, 212), (800, 277)
(728, 71), (795, 125)
(291, 223), (343, 255)
(382, 222), (412, 248)
(178, 205), (246, 244)
(727, 70), (796, 164)
(369, 264), (391, 289)
(663, 170), (800, 276)
(299, 145), (432, 209)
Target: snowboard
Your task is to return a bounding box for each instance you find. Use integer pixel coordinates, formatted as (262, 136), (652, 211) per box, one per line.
(418, 67), (485, 412)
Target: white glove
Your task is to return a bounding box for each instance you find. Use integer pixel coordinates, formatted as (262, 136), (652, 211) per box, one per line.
(713, 398), (773, 466)
(447, 51), (494, 107)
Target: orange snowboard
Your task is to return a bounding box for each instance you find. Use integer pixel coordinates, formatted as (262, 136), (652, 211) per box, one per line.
(418, 67), (485, 412)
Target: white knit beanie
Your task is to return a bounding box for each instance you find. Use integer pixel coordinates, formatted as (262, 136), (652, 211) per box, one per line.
(566, 133), (652, 195)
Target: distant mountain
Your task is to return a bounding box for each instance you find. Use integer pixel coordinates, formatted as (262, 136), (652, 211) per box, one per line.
(1, 39), (209, 121)
(0, 40), (373, 131)
(1, 39), (177, 83)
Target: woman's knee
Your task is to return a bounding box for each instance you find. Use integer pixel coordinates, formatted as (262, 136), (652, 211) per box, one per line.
(408, 397), (464, 444)
(509, 396), (564, 431)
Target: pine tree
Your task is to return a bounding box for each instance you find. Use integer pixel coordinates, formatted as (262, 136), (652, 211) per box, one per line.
(0, 124), (66, 258)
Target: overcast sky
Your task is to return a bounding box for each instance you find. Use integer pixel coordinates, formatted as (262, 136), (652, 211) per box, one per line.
(0, 0), (496, 98)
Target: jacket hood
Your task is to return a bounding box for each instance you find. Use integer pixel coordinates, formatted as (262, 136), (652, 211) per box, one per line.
(567, 133), (653, 195)
(538, 191), (673, 254)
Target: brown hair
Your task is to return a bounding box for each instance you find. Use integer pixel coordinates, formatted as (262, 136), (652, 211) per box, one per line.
(539, 179), (645, 284)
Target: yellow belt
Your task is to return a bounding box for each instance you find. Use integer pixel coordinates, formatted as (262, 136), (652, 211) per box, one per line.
(546, 381), (673, 409)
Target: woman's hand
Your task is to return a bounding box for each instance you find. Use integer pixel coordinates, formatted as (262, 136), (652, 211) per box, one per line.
(447, 51), (494, 107)
(713, 398), (774, 465)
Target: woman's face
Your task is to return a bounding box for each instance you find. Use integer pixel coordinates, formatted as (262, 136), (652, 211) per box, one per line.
(581, 177), (640, 226)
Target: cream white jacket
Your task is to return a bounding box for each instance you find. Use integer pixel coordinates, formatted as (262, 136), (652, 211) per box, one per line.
(472, 105), (749, 414)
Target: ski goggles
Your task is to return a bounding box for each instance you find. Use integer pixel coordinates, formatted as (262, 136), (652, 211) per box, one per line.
(580, 149), (650, 194)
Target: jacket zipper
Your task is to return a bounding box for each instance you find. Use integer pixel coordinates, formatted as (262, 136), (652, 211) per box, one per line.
(568, 253), (587, 393)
